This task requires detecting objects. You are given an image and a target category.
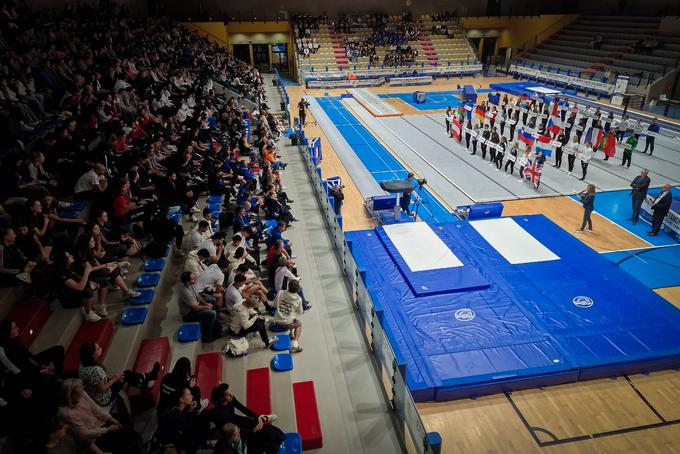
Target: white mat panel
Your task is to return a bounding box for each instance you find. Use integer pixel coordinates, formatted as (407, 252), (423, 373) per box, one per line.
(470, 218), (560, 264)
(383, 223), (463, 271)
(526, 86), (562, 95)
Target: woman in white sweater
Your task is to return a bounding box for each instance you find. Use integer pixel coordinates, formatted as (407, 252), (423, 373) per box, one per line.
(577, 141), (594, 180)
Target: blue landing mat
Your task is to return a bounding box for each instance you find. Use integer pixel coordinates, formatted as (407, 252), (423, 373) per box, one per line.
(602, 245), (680, 289)
(569, 189), (678, 247)
(315, 96), (455, 223)
(490, 81), (573, 100)
(375, 225), (489, 296)
(347, 215), (680, 402)
(379, 89), (492, 111)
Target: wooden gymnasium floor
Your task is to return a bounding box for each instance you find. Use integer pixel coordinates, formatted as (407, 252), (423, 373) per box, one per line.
(286, 77), (680, 453)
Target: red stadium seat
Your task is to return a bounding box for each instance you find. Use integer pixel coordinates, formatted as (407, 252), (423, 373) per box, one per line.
(246, 367), (271, 416)
(128, 337), (170, 413)
(64, 320), (114, 372)
(8, 300), (50, 346)
(293, 381), (323, 450)
(194, 352), (222, 409)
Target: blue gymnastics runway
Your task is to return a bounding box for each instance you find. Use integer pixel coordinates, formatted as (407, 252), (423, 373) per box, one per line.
(379, 89), (492, 111)
(569, 189), (678, 247)
(603, 245), (680, 289)
(347, 215), (680, 402)
(315, 96), (455, 223)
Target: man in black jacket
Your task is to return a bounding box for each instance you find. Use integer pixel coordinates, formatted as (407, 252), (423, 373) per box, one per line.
(648, 184), (673, 236)
(629, 169), (651, 224)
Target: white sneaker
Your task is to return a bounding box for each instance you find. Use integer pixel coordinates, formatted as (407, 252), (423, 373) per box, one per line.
(94, 304), (109, 318)
(575, 230), (583, 234)
(126, 290), (142, 298)
(190, 205), (200, 214)
(83, 309), (102, 322)
(260, 414), (278, 423)
(16, 272), (32, 284)
(197, 398), (209, 414)
(189, 215), (199, 222)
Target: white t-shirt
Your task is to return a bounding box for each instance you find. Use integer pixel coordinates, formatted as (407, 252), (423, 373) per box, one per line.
(189, 230), (205, 251)
(74, 170), (101, 194)
(274, 266), (299, 292)
(194, 264), (224, 293)
(197, 238), (217, 257)
(224, 283), (243, 311)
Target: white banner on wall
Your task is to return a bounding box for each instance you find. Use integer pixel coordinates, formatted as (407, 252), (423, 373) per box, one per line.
(611, 75), (630, 106)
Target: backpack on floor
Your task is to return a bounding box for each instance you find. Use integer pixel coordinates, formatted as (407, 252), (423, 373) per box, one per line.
(223, 337), (249, 357)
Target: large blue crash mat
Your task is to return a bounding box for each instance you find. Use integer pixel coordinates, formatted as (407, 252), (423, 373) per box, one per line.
(346, 215), (680, 402)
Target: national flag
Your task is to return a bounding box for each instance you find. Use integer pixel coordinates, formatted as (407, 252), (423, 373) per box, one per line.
(547, 117), (561, 135)
(518, 129), (535, 146)
(451, 118), (462, 140)
(475, 107), (485, 124)
(488, 94), (500, 105)
(537, 134), (552, 144)
(551, 100), (559, 117)
(600, 131), (617, 158)
(523, 159), (542, 189)
(464, 102), (474, 121)
(535, 145), (552, 157)
(585, 127), (604, 148)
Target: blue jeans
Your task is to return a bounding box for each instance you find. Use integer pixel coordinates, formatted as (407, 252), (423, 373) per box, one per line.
(183, 309), (217, 338)
(298, 288), (310, 310)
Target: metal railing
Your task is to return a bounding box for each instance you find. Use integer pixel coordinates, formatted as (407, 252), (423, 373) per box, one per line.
(292, 119), (442, 454)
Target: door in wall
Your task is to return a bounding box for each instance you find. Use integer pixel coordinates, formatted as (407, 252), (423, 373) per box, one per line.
(233, 44), (251, 65)
(252, 44), (270, 70)
(272, 43), (288, 73)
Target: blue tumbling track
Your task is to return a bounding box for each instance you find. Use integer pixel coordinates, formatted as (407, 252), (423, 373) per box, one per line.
(379, 89), (492, 111)
(569, 189), (678, 247)
(315, 97), (455, 223)
(602, 245), (680, 289)
(347, 214), (680, 402)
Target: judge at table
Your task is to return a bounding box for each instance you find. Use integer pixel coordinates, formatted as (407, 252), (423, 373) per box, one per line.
(648, 184), (673, 236)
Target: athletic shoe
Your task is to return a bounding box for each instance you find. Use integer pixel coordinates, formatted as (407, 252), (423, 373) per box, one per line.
(303, 305), (312, 313)
(290, 346), (304, 354)
(125, 290), (142, 298)
(189, 215), (199, 222)
(94, 304), (109, 318)
(260, 414), (279, 423)
(198, 398), (209, 413)
(16, 272), (32, 284)
(267, 336), (279, 347)
(82, 309), (102, 323)
(575, 230), (583, 234)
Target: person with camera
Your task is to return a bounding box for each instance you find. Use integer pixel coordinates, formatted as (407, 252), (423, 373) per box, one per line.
(298, 98), (309, 126)
(331, 184), (345, 216)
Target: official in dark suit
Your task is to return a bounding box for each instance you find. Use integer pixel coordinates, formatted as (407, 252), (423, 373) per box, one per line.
(648, 184), (673, 236)
(629, 169), (651, 223)
(576, 184), (596, 233)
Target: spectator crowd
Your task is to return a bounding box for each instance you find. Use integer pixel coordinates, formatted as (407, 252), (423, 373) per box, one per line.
(0, 0), (305, 452)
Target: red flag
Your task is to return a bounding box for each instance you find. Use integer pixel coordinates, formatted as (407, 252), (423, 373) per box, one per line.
(601, 132), (616, 158)
(537, 135), (552, 144)
(551, 100), (559, 117)
(451, 118), (462, 140)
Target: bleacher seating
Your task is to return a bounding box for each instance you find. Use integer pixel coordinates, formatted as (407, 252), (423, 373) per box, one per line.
(296, 14), (476, 73)
(515, 16), (680, 85)
(246, 367), (272, 415)
(292, 381), (323, 450)
(7, 300), (50, 346)
(128, 337), (171, 413)
(195, 352), (223, 409)
(63, 319), (114, 372)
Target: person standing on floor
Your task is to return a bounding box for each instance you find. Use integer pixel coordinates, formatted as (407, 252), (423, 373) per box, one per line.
(629, 169), (651, 224)
(297, 98), (308, 126)
(565, 136), (579, 175)
(578, 141), (594, 180)
(495, 137), (507, 170)
(622, 134), (638, 168)
(489, 127), (500, 164)
(553, 131), (568, 169)
(616, 115), (630, 142)
(445, 107), (452, 134)
(470, 123), (479, 155)
(504, 142), (518, 175)
(576, 184), (596, 233)
(480, 125), (491, 160)
(644, 118), (660, 154)
(509, 110), (519, 141)
(648, 184), (673, 236)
